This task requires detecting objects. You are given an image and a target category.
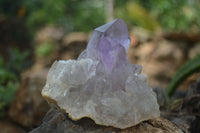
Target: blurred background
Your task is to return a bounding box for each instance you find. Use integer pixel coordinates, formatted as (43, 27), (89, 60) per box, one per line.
(0, 0), (200, 132)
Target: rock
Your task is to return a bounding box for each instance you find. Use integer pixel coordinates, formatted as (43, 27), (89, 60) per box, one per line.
(129, 39), (185, 88)
(62, 32), (88, 47)
(34, 30), (88, 67)
(153, 88), (168, 108)
(189, 43), (200, 59)
(35, 26), (64, 43)
(162, 80), (200, 133)
(34, 26), (64, 67)
(131, 27), (154, 43)
(164, 32), (200, 43)
(34, 41), (60, 67)
(42, 19), (160, 129)
(60, 41), (87, 60)
(152, 40), (184, 63)
(61, 32), (87, 60)
(170, 115), (198, 133)
(0, 120), (26, 133)
(9, 69), (50, 128)
(179, 95), (200, 115)
(187, 78), (200, 96)
(30, 107), (183, 133)
(129, 42), (155, 62)
(163, 95), (200, 133)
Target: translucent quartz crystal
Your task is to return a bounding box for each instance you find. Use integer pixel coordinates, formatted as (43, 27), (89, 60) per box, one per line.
(42, 19), (160, 129)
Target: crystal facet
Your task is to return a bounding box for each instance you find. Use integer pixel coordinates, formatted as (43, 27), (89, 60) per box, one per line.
(42, 19), (160, 129)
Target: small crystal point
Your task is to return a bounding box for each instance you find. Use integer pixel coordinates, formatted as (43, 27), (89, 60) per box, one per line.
(42, 19), (160, 129)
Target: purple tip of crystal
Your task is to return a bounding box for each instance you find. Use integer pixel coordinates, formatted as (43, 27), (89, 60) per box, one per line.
(94, 19), (130, 52)
(83, 19), (134, 73)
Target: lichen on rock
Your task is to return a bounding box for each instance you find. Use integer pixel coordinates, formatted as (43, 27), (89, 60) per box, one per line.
(42, 19), (160, 129)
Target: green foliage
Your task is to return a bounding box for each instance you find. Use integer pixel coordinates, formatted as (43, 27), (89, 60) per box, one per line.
(0, 58), (18, 117)
(115, 0), (200, 31)
(24, 0), (105, 32)
(0, 82), (19, 117)
(1, 0), (200, 32)
(168, 54), (200, 97)
(0, 49), (30, 117)
(135, 0), (200, 31)
(7, 49), (30, 75)
(24, 0), (66, 30)
(125, 2), (160, 31)
(115, 1), (159, 31)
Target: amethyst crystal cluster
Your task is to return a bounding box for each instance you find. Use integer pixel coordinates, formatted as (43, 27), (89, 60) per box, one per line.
(42, 19), (160, 129)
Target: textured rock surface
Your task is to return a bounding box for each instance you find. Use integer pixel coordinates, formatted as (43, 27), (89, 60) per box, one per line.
(42, 19), (160, 129)
(30, 107), (182, 133)
(0, 121), (26, 133)
(9, 70), (50, 128)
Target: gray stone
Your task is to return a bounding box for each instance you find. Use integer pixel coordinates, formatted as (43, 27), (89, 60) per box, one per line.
(30, 107), (182, 133)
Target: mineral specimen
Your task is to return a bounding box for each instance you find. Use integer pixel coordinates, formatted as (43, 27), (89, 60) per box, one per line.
(42, 19), (160, 129)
